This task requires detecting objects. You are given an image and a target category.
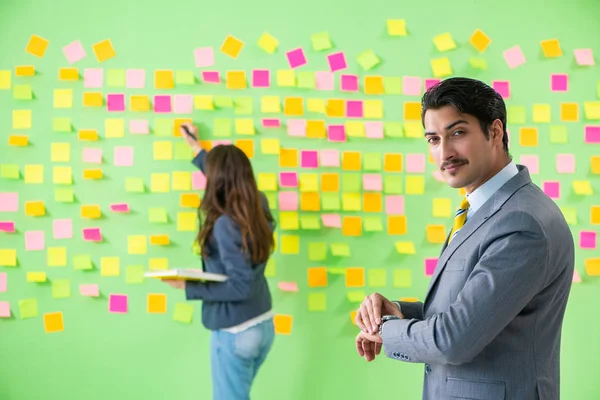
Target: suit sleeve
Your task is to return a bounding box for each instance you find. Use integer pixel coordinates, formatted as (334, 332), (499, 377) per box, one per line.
(191, 149), (207, 173)
(393, 301), (424, 320)
(381, 211), (549, 365)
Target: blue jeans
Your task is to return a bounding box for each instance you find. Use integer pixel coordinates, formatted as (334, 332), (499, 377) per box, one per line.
(210, 318), (275, 400)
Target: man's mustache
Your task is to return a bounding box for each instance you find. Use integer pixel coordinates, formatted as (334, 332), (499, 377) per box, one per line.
(441, 160), (468, 170)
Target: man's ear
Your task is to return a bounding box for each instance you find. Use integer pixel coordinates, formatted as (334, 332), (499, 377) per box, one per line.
(490, 119), (504, 143)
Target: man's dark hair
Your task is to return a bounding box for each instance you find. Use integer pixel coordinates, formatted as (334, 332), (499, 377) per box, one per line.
(421, 77), (510, 155)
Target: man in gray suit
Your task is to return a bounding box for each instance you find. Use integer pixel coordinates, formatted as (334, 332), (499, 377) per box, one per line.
(355, 77), (574, 399)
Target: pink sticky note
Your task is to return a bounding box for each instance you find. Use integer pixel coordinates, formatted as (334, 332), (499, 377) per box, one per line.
(84, 68), (103, 88)
(385, 195), (405, 214)
(114, 146), (134, 167)
(520, 155), (539, 174)
(62, 40), (86, 64)
(252, 70), (270, 88)
(202, 71), (221, 84)
(580, 231), (597, 249)
(174, 95), (193, 114)
(279, 172), (298, 188)
(425, 78), (441, 91)
(363, 174), (382, 191)
(110, 203), (130, 213)
(53, 219), (72, 239)
(543, 181), (560, 199)
(492, 81), (510, 98)
(585, 126), (600, 144)
(286, 48), (307, 68)
(301, 150), (318, 168)
(126, 69), (146, 88)
(573, 49), (595, 66)
(129, 119), (149, 134)
(107, 94), (125, 112)
(320, 149), (340, 167)
(321, 214), (341, 228)
(212, 140), (231, 146)
(573, 269), (582, 283)
(327, 125), (346, 142)
(278, 282), (299, 292)
(551, 74), (568, 92)
(340, 74), (359, 92)
(0, 222), (15, 233)
(315, 71), (334, 90)
(83, 227), (102, 242)
(154, 95), (172, 113)
(80, 284), (100, 297)
(425, 258), (438, 276)
(25, 230), (45, 251)
(192, 171), (207, 190)
(287, 119), (307, 137)
(194, 47), (214, 67)
(406, 154), (426, 173)
(82, 148), (102, 164)
(503, 45), (526, 69)
(262, 119), (281, 128)
(327, 51), (347, 72)
(365, 121), (384, 139)
(556, 154), (575, 174)
(0, 302), (10, 318)
(278, 192), (299, 211)
(109, 294), (128, 313)
(402, 76), (422, 96)
(0, 193), (18, 212)
(0, 273), (6, 292)
(346, 100), (363, 118)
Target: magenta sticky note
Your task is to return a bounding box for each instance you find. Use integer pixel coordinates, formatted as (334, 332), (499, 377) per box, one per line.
(278, 282), (298, 292)
(385, 195), (405, 214)
(402, 76), (422, 96)
(585, 126), (600, 144)
(83, 228), (102, 242)
(580, 231), (597, 249)
(573, 49), (594, 66)
(126, 69), (146, 88)
(346, 100), (363, 118)
(110, 203), (130, 213)
(556, 154), (575, 174)
(174, 95), (193, 114)
(287, 119), (306, 137)
(0, 222), (15, 233)
(363, 174), (382, 191)
(0, 302), (10, 318)
(301, 150), (318, 168)
(279, 172), (298, 188)
(62, 40), (86, 64)
(365, 121), (384, 139)
(492, 81), (510, 98)
(321, 214), (341, 228)
(340, 74), (359, 92)
(25, 230), (45, 251)
(551, 74), (568, 92)
(327, 51), (347, 72)
(425, 258), (438, 276)
(406, 153), (426, 173)
(114, 146), (134, 167)
(107, 94), (125, 112)
(80, 284), (100, 297)
(129, 119), (149, 135)
(519, 155), (539, 174)
(425, 78), (441, 91)
(327, 125), (346, 142)
(503, 45), (526, 69)
(194, 47), (214, 67)
(154, 95), (172, 113)
(53, 219), (72, 239)
(543, 181), (560, 199)
(192, 171), (206, 190)
(84, 68), (103, 88)
(286, 48), (307, 69)
(0, 273), (6, 292)
(278, 192), (299, 211)
(315, 71), (334, 90)
(109, 294), (128, 313)
(262, 118), (281, 128)
(319, 149), (340, 167)
(82, 148), (102, 164)
(0, 193), (18, 212)
(202, 71), (221, 84)
(252, 70), (270, 88)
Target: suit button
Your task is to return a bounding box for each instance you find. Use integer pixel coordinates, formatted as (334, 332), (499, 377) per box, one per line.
(393, 352), (399, 358)
(405, 355), (411, 361)
(425, 364), (431, 374)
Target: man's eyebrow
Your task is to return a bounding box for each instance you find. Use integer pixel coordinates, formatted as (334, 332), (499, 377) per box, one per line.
(424, 119), (469, 136)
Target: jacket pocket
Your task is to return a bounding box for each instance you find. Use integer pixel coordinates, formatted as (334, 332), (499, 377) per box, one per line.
(446, 377), (505, 400)
(445, 258), (466, 271)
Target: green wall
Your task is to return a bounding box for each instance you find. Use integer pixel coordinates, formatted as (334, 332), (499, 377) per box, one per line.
(1, 0), (599, 398)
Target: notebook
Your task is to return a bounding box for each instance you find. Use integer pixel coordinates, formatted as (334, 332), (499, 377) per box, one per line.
(144, 269), (228, 282)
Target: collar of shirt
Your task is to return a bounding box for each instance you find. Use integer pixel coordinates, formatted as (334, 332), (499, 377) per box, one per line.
(466, 161), (519, 219)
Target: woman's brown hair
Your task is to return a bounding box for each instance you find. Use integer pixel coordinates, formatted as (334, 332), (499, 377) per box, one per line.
(197, 145), (275, 264)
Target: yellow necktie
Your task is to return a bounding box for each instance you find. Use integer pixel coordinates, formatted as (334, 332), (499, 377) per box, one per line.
(449, 197), (470, 244)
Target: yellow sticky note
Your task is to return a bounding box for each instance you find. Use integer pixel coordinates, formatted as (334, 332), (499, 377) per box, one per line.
(51, 143), (70, 162)
(573, 181), (593, 195)
(93, 39), (116, 62)
(364, 100), (383, 119)
(153, 141), (173, 161)
(25, 34), (49, 58)
(346, 267), (365, 288)
(47, 247), (67, 267)
(299, 173), (318, 192)
(586, 258), (600, 276)
(0, 70), (11, 89)
(342, 193), (361, 211)
(226, 71), (247, 89)
(433, 33), (456, 51)
(150, 235), (170, 246)
(154, 70), (174, 89)
(83, 169), (103, 180)
(279, 148), (298, 168)
(8, 135), (28, 147)
(433, 198), (452, 218)
(560, 103), (579, 122)
(590, 206), (600, 225)
(151, 173), (170, 192)
(27, 272), (47, 282)
(130, 95), (150, 111)
(431, 57), (453, 77)
(0, 249), (17, 267)
(81, 205), (101, 219)
(13, 110), (32, 130)
(387, 19), (407, 36)
(345, 121), (365, 137)
(261, 96), (281, 113)
(180, 193), (200, 208)
(258, 173), (277, 191)
(128, 235), (147, 255)
(532, 104), (551, 123)
(280, 212), (299, 230)
(177, 212), (197, 231)
(221, 35), (244, 58)
(78, 130), (98, 141)
(261, 139), (280, 155)
(426, 225), (447, 243)
(101, 257), (120, 276)
(404, 102), (421, 121)
(280, 235), (300, 254)
(364, 76), (384, 95)
(306, 120), (326, 138)
(591, 156), (600, 174)
(395, 242), (416, 254)
(83, 92), (103, 107)
(541, 39), (562, 58)
(406, 176), (425, 194)
(54, 89), (73, 108)
(24, 165), (43, 184)
(105, 119), (124, 138)
(59, 68), (78, 81)
(149, 258), (169, 271)
(584, 102), (600, 120)
(194, 95), (214, 110)
(469, 29), (491, 52)
(519, 127), (539, 147)
(235, 118), (255, 135)
(15, 65), (35, 76)
(325, 99), (344, 117)
(172, 171), (191, 191)
(258, 32), (279, 54)
(25, 201), (45, 216)
(285, 97), (304, 116)
(276, 70), (296, 87)
(307, 98), (326, 113)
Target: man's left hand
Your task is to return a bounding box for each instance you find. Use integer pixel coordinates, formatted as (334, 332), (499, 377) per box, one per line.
(355, 330), (383, 362)
(161, 279), (186, 290)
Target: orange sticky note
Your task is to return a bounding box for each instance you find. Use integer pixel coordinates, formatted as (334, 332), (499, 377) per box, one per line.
(83, 92), (103, 107)
(364, 76), (384, 95)
(279, 148), (298, 168)
(180, 193), (201, 208)
(25, 201), (45, 216)
(92, 39), (116, 62)
(173, 118), (192, 137)
(81, 205), (101, 219)
(306, 120), (326, 138)
(308, 267), (328, 288)
(541, 39), (562, 58)
(26, 35), (49, 58)
(59, 68), (78, 81)
(221, 35), (244, 59)
(384, 153), (402, 172)
(342, 151), (361, 171)
(147, 294), (167, 313)
(274, 314), (293, 335)
(234, 139), (254, 159)
(130, 95), (150, 111)
(342, 216), (362, 236)
(43, 312), (64, 333)
(469, 29), (491, 52)
(363, 193), (382, 213)
(426, 225), (446, 243)
(226, 71), (247, 89)
(591, 156), (600, 174)
(300, 192), (320, 211)
(83, 169), (103, 179)
(560, 103), (579, 122)
(590, 206), (600, 224)
(155, 70), (174, 89)
(150, 235), (170, 245)
(78, 130), (98, 141)
(388, 215), (407, 235)
(8, 135), (28, 147)
(585, 258), (600, 276)
(15, 66), (35, 76)
(345, 267), (365, 287)
(321, 173), (339, 192)
(519, 127), (538, 147)
(284, 97), (303, 116)
(326, 99), (345, 117)
(404, 102), (421, 121)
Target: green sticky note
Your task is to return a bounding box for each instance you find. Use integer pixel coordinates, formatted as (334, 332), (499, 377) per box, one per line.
(19, 298), (38, 319)
(468, 57), (488, 69)
(297, 71), (316, 89)
(264, 192), (277, 210)
(213, 118), (232, 137)
(364, 153), (382, 171)
(383, 77), (402, 94)
(73, 254), (93, 270)
(393, 269), (412, 288)
(330, 243), (350, 257)
(347, 290), (366, 303)
(384, 176), (403, 194)
(550, 126), (568, 144)
(52, 117), (71, 132)
(54, 188), (74, 203)
(154, 118), (173, 137)
(308, 292), (326, 311)
(174, 142), (193, 160)
(126, 265), (145, 284)
(364, 216), (383, 232)
(0, 164), (19, 179)
(149, 208), (168, 223)
(176, 70), (195, 85)
(234, 97), (253, 115)
(214, 96), (233, 108)
(14, 84), (33, 100)
(342, 173), (361, 192)
(311, 32), (332, 51)
(327, 267), (345, 275)
(368, 268), (387, 287)
(308, 242), (327, 261)
(321, 193), (341, 210)
(300, 215), (320, 230)
(125, 177), (145, 193)
(560, 207), (577, 225)
(508, 106), (526, 124)
(385, 122), (403, 138)
(265, 259), (276, 277)
(52, 279), (71, 298)
(173, 303), (194, 323)
(357, 50), (381, 71)
(106, 69), (126, 87)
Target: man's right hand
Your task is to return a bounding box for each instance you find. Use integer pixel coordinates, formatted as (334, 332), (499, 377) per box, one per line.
(355, 293), (404, 335)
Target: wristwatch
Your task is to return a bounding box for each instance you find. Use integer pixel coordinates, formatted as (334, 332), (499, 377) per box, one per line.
(378, 315), (401, 336)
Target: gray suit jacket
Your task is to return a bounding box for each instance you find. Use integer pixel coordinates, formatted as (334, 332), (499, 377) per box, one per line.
(381, 165), (574, 400)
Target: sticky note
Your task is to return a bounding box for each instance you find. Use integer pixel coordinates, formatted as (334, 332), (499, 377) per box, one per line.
(395, 241), (416, 254)
(54, 188), (74, 203)
(80, 284), (100, 297)
(543, 181), (560, 199)
(93, 39), (116, 62)
(425, 258), (438, 276)
(13, 109), (32, 129)
(431, 57), (452, 77)
(556, 154), (575, 174)
(274, 314), (293, 334)
(503, 45), (526, 68)
(433, 33), (456, 52)
(177, 212), (196, 231)
(73, 254), (93, 270)
(27, 272), (47, 282)
(0, 70), (11, 89)
(52, 117), (71, 132)
(221, 35), (244, 58)
(573, 181), (593, 195)
(280, 235), (299, 254)
(100, 257), (120, 276)
(13, 84), (33, 100)
(8, 135), (28, 146)
(406, 176), (425, 194)
(25, 201), (45, 216)
(393, 269), (412, 288)
(51, 279), (71, 299)
(345, 267), (365, 288)
(573, 48), (594, 66)
(82, 228), (102, 242)
(83, 92), (103, 107)
(276, 70), (296, 87)
(387, 19), (407, 36)
(109, 294), (128, 313)
(470, 29), (491, 52)
(551, 74), (568, 92)
(46, 247), (67, 267)
(541, 39), (562, 58)
(519, 127), (539, 146)
(341, 74), (359, 92)
(54, 89), (73, 108)
(25, 231), (45, 251)
(0, 165), (19, 179)
(580, 231), (597, 249)
(0, 249), (16, 267)
(388, 215), (407, 235)
(469, 57), (488, 69)
(128, 235), (147, 255)
(147, 294), (167, 314)
(584, 102), (600, 120)
(307, 242), (327, 261)
(62, 40), (86, 64)
(257, 32), (278, 53)
(426, 225), (447, 243)
(330, 242), (350, 257)
(310, 31), (332, 51)
(26, 34), (49, 57)
(586, 126), (600, 144)
(308, 292), (326, 311)
(321, 214), (341, 228)
(0, 301), (7, 317)
(81, 205), (101, 219)
(58, 68), (78, 81)
(19, 298), (38, 319)
(84, 68), (103, 88)
(175, 70), (195, 85)
(0, 222), (15, 233)
(357, 50), (380, 71)
(126, 265), (145, 284)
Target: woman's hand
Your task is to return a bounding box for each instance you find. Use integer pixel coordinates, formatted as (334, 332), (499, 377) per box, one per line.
(179, 122), (202, 154)
(161, 278), (186, 290)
